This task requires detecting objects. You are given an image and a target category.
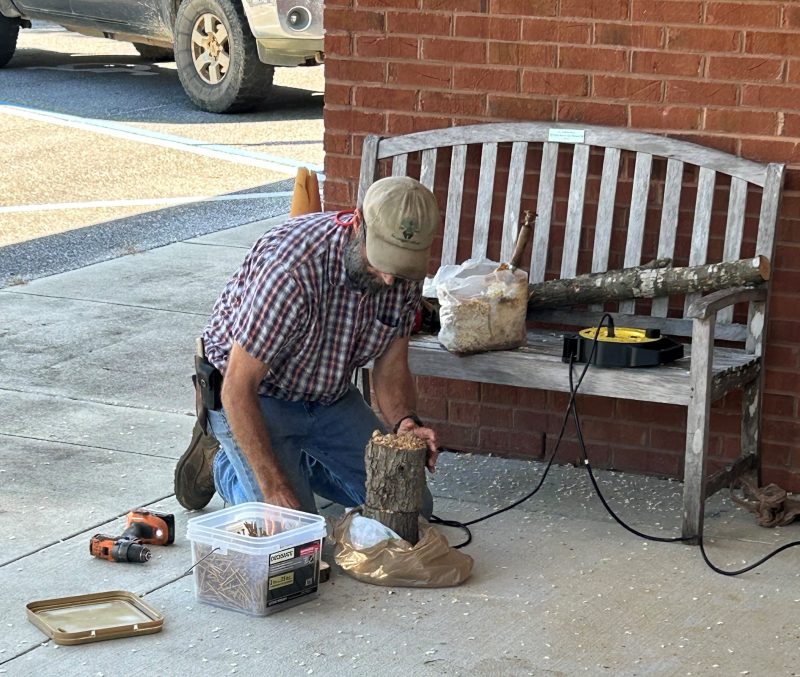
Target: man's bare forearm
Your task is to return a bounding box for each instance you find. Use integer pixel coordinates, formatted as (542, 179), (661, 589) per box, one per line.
(373, 363), (418, 429)
(372, 336), (418, 428)
(220, 342), (299, 508)
(223, 393), (286, 496)
(372, 337), (439, 471)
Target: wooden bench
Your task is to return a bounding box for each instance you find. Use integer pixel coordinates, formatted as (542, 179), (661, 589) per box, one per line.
(356, 122), (785, 542)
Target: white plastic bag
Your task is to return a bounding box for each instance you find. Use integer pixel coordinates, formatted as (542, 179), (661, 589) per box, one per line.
(434, 258), (528, 354)
(348, 514), (401, 549)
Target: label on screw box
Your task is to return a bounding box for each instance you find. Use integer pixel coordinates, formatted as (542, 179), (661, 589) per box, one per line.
(266, 539), (321, 607)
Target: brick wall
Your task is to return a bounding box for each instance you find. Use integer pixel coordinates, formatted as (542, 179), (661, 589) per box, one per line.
(323, 0), (800, 489)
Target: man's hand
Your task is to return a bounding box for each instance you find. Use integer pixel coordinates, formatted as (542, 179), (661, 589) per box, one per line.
(396, 417), (439, 473)
(264, 481), (301, 511)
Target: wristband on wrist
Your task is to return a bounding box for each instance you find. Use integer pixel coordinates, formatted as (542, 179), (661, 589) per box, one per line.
(392, 413), (424, 434)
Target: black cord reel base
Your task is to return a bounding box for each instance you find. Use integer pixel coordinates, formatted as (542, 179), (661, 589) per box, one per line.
(562, 317), (684, 368)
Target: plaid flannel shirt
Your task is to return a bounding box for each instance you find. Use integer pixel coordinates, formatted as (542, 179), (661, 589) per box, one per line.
(203, 212), (422, 405)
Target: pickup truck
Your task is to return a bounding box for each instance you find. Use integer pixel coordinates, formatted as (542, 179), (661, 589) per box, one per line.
(0, 0), (323, 113)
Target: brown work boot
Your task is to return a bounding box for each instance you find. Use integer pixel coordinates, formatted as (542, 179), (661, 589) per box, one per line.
(174, 419), (220, 510)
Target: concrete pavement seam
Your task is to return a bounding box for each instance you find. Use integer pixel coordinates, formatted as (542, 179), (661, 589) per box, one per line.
(0, 432), (178, 461)
(0, 386), (193, 415)
(0, 290), (208, 316)
(0, 494), (176, 569)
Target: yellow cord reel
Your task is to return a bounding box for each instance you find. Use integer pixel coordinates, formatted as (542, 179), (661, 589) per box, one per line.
(578, 326), (661, 344)
(564, 324), (684, 368)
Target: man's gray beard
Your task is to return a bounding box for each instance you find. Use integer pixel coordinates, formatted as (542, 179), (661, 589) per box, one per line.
(343, 234), (397, 296)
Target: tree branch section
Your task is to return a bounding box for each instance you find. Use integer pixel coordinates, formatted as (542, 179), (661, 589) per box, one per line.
(527, 256), (770, 311)
(363, 431), (427, 545)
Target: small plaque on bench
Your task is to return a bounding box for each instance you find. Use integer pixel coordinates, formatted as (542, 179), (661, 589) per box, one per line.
(547, 128), (585, 143)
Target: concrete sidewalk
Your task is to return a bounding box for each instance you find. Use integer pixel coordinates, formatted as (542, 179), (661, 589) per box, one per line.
(2, 218), (800, 677)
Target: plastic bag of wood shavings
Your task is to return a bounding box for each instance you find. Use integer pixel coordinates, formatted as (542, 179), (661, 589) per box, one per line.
(332, 511), (473, 587)
(434, 258), (529, 354)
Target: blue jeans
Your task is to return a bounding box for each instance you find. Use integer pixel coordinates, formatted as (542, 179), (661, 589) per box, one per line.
(208, 385), (433, 517)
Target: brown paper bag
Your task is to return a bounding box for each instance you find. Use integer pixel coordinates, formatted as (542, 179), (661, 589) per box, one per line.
(332, 512), (473, 588)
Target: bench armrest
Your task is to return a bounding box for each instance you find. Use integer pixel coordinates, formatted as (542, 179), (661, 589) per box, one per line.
(686, 286), (767, 320)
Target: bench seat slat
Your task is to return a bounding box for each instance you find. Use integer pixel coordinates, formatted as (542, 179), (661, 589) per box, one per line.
(408, 330), (756, 406)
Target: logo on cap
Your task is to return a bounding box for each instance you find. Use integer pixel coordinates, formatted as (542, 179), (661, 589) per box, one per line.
(393, 217), (421, 244)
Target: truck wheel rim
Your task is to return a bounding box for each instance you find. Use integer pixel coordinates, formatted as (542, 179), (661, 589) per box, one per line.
(190, 13), (230, 85)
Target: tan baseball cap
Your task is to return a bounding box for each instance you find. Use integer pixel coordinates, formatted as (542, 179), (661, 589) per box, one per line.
(362, 176), (440, 280)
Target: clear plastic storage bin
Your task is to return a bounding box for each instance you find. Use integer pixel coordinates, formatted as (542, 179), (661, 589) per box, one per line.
(187, 502), (326, 616)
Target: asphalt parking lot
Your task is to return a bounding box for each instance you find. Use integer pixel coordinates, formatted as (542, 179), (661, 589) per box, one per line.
(1, 22), (324, 285)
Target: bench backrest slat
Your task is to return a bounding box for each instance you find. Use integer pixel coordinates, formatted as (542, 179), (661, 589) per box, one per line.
(619, 152), (653, 314)
(757, 163), (783, 256)
(530, 141), (559, 283)
(472, 142), (498, 260)
(442, 145), (467, 266)
(717, 176), (748, 324)
(651, 158), (684, 317)
(392, 153), (408, 176)
(561, 143), (590, 279)
(420, 148), (437, 191)
(592, 147), (620, 274)
(501, 142), (529, 262)
(683, 166), (717, 315)
(356, 122), (784, 340)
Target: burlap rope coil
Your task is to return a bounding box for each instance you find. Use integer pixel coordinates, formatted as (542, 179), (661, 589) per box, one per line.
(730, 477), (800, 528)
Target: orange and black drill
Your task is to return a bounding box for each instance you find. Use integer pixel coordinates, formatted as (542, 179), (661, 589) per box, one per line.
(89, 509), (175, 563)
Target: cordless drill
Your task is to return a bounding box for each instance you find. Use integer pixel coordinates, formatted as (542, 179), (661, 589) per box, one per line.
(89, 509), (175, 563)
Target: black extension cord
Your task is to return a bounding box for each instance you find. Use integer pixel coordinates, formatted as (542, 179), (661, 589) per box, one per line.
(431, 313), (800, 576)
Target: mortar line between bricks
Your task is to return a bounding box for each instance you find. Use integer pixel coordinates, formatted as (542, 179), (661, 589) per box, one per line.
(0, 494), (175, 569)
(0, 386), (192, 416)
(0, 431), (176, 460)
(0, 289), (208, 316)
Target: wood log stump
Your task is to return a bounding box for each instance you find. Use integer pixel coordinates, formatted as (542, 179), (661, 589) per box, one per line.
(527, 256), (770, 310)
(363, 431), (427, 545)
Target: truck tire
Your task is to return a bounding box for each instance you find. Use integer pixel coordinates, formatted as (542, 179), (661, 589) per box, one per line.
(0, 15), (20, 68)
(174, 0), (274, 113)
(133, 43), (174, 62)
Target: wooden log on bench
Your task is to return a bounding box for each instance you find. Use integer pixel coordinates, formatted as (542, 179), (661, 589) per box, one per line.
(363, 431), (427, 545)
(527, 256), (770, 310)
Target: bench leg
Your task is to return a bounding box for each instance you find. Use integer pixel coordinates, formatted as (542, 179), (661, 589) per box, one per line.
(741, 376), (762, 485)
(682, 318), (715, 543)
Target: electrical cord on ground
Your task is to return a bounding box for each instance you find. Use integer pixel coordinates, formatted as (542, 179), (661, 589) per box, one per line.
(568, 348), (691, 544)
(433, 313), (800, 573)
(431, 320), (603, 548)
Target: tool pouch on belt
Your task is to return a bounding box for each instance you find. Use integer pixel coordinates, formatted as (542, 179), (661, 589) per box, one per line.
(194, 338), (222, 433)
